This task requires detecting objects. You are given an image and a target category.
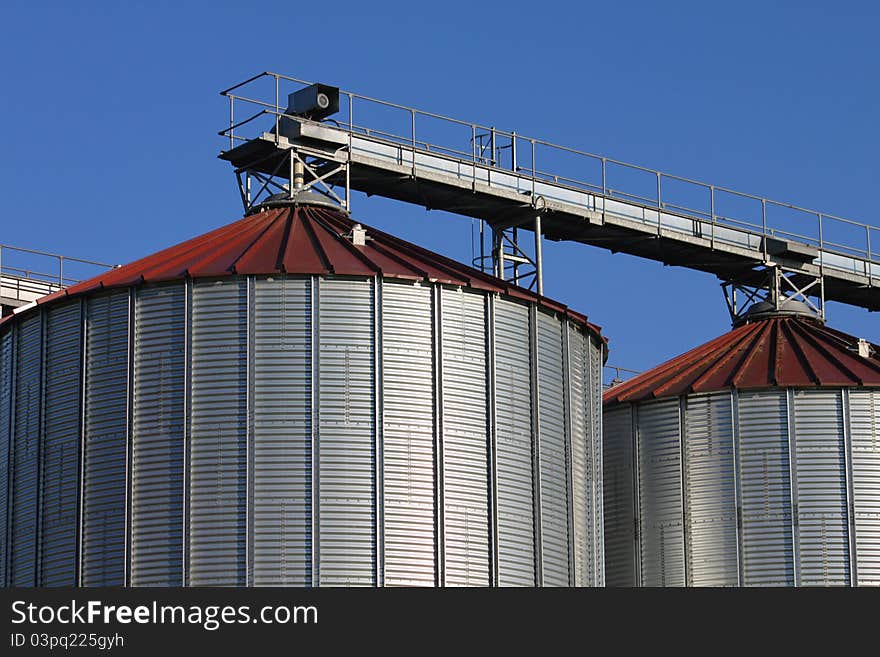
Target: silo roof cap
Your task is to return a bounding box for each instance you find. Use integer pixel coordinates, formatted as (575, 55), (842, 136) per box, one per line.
(1, 204), (605, 344)
(604, 315), (880, 407)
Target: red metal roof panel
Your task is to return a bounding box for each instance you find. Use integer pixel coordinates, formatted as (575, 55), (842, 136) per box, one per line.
(4, 203), (604, 346)
(605, 316), (880, 407)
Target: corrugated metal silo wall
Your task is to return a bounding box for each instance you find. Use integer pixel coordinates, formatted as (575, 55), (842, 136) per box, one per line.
(0, 274), (606, 586)
(603, 388), (880, 586)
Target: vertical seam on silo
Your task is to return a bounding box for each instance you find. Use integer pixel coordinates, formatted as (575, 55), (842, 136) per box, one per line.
(786, 388), (800, 586)
(183, 278), (192, 586)
(486, 293), (499, 587)
(433, 284), (444, 587)
(731, 390), (744, 587)
(374, 277), (384, 587)
(842, 388), (857, 586)
(0, 332), (6, 586)
(563, 319), (575, 586)
(6, 324), (17, 587)
(678, 395), (688, 587)
(35, 308), (46, 586)
(311, 276), (320, 587)
(75, 299), (86, 587)
(246, 276), (255, 587)
(124, 288), (134, 586)
(595, 337), (605, 587)
(631, 404), (641, 587)
(529, 304), (543, 586)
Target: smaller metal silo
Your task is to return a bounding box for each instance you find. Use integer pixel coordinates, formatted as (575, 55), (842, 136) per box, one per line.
(603, 301), (880, 587)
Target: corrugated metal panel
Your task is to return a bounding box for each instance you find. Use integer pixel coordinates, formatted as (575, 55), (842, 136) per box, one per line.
(11, 313), (41, 586)
(440, 287), (489, 586)
(567, 326), (588, 586)
(381, 281), (435, 586)
(603, 404), (635, 586)
(637, 398), (684, 587)
(589, 336), (604, 585)
(792, 389), (850, 585)
(848, 389), (880, 586)
(252, 276), (312, 586)
(536, 311), (569, 586)
(0, 329), (14, 587)
(684, 392), (738, 586)
(82, 292), (129, 586)
(737, 391), (794, 586)
(40, 302), (82, 586)
(493, 299), (534, 586)
(131, 285), (185, 586)
(318, 278), (375, 585)
(189, 279), (247, 586)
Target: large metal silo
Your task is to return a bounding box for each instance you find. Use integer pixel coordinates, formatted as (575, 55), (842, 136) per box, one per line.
(603, 302), (880, 587)
(0, 196), (606, 587)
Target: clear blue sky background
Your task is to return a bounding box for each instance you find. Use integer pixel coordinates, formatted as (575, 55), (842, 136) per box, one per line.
(1, 1), (877, 377)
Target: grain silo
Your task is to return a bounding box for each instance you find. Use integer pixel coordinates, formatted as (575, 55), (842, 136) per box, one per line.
(0, 192), (606, 587)
(603, 300), (880, 587)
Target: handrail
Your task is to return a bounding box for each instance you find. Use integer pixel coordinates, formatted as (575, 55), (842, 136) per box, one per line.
(219, 71), (880, 273)
(0, 242), (116, 295)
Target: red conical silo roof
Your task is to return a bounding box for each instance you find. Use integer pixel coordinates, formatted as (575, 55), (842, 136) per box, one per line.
(604, 315), (880, 406)
(3, 203), (604, 340)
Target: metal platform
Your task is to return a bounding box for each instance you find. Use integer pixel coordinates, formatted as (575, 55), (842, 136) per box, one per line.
(219, 72), (880, 313)
(0, 243), (115, 315)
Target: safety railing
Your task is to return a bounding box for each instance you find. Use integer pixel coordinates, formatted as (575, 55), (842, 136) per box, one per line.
(0, 243), (115, 304)
(219, 71), (880, 282)
(603, 365), (641, 389)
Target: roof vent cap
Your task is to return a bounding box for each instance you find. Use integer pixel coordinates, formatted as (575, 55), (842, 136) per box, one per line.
(858, 338), (873, 359)
(250, 189), (346, 214)
(349, 224), (368, 246)
(736, 298), (821, 326)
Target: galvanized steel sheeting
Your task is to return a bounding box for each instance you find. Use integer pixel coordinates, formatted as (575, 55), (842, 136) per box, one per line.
(493, 299), (535, 586)
(11, 314), (41, 585)
(189, 279), (248, 586)
(605, 387), (880, 586)
(40, 302), (82, 586)
(0, 274), (604, 587)
(252, 275), (312, 586)
(131, 285), (185, 586)
(317, 278), (376, 586)
(536, 311), (570, 586)
(848, 390), (880, 585)
(440, 287), (490, 586)
(602, 405), (636, 586)
(683, 393), (738, 586)
(81, 292), (129, 586)
(381, 281), (435, 586)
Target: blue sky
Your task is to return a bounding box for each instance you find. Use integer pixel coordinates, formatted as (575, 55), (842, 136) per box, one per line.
(1, 1), (877, 377)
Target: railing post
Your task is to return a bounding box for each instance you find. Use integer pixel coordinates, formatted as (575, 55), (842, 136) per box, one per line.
(867, 225), (873, 286)
(274, 73), (280, 145)
(472, 124), (477, 187)
(761, 199), (768, 262)
(531, 140), (536, 198)
(511, 132), (517, 172)
(347, 93), (353, 212)
(229, 96), (235, 150)
(656, 172), (662, 235)
(710, 185), (716, 250)
(601, 158), (607, 223)
(411, 109), (416, 177)
(818, 213), (826, 320)
(59, 256), (64, 288)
